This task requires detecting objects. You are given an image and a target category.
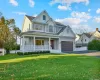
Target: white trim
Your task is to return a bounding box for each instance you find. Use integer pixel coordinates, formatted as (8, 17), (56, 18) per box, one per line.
(33, 36), (35, 51)
(49, 37), (51, 50)
(22, 36), (25, 53)
(23, 35), (59, 38)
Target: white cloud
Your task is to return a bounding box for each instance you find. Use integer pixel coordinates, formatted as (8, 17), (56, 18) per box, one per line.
(9, 0), (18, 6)
(33, 14), (37, 17)
(88, 9), (91, 12)
(29, 0), (35, 7)
(13, 12), (27, 15)
(56, 18), (92, 32)
(94, 17), (100, 23)
(71, 11), (91, 22)
(96, 8), (100, 14)
(55, 11), (92, 33)
(72, 24), (93, 33)
(58, 5), (71, 10)
(56, 18), (83, 25)
(50, 0), (89, 10)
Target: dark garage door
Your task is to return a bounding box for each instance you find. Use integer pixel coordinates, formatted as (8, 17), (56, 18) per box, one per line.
(61, 41), (73, 52)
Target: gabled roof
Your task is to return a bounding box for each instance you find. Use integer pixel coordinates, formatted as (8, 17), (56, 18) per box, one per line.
(20, 31), (58, 36)
(25, 15), (35, 21)
(55, 21), (67, 27)
(57, 26), (67, 34)
(84, 33), (92, 38)
(25, 11), (70, 35)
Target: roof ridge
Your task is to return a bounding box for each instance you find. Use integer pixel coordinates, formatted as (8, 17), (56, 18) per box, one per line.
(25, 15), (36, 21)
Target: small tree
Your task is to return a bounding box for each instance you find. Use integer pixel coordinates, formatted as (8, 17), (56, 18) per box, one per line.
(88, 40), (100, 51)
(0, 14), (17, 54)
(3, 33), (16, 53)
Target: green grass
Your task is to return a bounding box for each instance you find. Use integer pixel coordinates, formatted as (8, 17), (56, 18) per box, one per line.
(0, 54), (100, 80)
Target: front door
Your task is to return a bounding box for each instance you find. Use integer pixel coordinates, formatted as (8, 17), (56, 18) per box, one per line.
(51, 40), (54, 49)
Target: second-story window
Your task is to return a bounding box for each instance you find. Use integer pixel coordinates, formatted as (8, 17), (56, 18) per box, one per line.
(43, 15), (46, 20)
(29, 24), (30, 30)
(49, 25), (53, 32)
(34, 24), (43, 31)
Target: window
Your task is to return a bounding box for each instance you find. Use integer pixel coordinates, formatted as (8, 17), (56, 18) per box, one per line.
(85, 39), (86, 42)
(34, 24), (42, 30)
(29, 24), (30, 30)
(43, 15), (46, 20)
(35, 40), (44, 45)
(49, 25), (53, 32)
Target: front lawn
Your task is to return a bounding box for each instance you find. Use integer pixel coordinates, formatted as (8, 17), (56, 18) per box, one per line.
(0, 54), (100, 80)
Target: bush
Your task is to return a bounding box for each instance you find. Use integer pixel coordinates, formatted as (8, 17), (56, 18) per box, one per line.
(17, 51), (50, 55)
(17, 52), (23, 55)
(88, 39), (100, 51)
(12, 44), (20, 50)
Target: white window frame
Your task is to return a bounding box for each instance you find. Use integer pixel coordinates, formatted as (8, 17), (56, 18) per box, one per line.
(48, 25), (54, 33)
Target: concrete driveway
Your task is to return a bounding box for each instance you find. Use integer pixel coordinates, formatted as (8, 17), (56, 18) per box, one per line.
(82, 52), (100, 56)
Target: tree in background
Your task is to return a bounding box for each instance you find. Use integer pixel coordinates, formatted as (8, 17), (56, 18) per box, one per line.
(0, 12), (21, 53)
(88, 40), (100, 51)
(13, 26), (21, 53)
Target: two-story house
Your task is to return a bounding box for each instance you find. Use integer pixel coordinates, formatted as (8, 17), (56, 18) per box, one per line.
(76, 28), (100, 47)
(20, 10), (76, 53)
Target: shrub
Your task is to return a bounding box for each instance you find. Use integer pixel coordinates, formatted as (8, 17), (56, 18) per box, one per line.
(12, 44), (20, 50)
(17, 52), (23, 55)
(17, 51), (50, 55)
(88, 39), (100, 51)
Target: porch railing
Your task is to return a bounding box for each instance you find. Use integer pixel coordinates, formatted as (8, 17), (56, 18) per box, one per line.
(20, 45), (49, 52)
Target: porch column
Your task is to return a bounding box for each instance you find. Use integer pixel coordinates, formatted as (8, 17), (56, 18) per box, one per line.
(20, 37), (21, 50)
(58, 38), (61, 52)
(33, 36), (35, 51)
(22, 36), (25, 54)
(49, 37), (51, 50)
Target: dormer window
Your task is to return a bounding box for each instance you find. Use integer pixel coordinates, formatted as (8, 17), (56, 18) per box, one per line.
(43, 15), (46, 20)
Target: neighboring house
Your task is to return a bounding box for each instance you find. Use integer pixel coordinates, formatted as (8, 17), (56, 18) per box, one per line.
(20, 10), (76, 53)
(76, 28), (100, 47)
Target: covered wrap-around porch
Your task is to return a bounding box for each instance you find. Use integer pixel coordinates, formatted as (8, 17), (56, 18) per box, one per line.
(20, 35), (61, 53)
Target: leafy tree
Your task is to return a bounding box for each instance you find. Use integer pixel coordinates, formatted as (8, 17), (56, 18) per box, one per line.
(13, 26), (21, 53)
(0, 14), (19, 53)
(88, 40), (100, 51)
(3, 32), (16, 53)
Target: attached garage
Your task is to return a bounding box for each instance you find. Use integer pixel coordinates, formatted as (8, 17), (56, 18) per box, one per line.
(61, 41), (73, 52)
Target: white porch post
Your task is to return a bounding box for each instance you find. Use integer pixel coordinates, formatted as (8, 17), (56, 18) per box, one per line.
(33, 36), (35, 51)
(22, 36), (25, 54)
(49, 37), (51, 51)
(58, 38), (61, 52)
(20, 37), (21, 50)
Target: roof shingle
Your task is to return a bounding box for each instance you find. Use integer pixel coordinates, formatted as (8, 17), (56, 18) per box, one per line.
(25, 15), (35, 21)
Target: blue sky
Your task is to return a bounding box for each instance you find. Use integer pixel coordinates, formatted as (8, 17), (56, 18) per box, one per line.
(0, 0), (100, 33)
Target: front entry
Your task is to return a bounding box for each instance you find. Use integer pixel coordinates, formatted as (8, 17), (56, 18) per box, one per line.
(50, 40), (54, 49)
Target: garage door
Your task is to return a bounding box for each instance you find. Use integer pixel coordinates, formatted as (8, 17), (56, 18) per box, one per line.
(61, 41), (73, 52)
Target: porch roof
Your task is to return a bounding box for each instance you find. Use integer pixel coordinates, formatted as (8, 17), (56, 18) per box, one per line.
(20, 31), (59, 37)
